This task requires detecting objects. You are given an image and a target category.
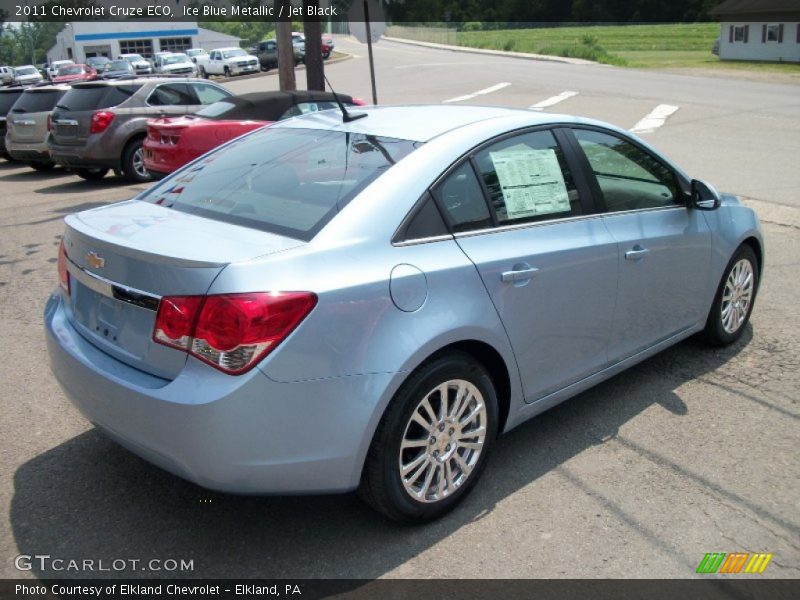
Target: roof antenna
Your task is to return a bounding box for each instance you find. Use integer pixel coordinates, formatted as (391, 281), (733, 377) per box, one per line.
(323, 74), (366, 123)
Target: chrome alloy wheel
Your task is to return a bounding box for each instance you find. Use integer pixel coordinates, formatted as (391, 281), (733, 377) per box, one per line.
(721, 258), (754, 334)
(398, 379), (487, 504)
(132, 147), (147, 178)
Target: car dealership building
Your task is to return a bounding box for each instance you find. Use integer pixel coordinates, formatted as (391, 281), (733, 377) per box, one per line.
(46, 21), (241, 64)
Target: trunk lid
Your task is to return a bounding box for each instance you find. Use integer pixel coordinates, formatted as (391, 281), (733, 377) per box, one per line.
(62, 200), (304, 379)
(8, 88), (65, 143)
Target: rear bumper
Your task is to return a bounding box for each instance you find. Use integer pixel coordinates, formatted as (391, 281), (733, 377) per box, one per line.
(45, 292), (392, 494)
(50, 138), (119, 171)
(7, 139), (51, 162)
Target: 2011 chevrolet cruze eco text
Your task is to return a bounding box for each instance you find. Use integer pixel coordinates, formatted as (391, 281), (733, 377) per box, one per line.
(45, 105), (763, 522)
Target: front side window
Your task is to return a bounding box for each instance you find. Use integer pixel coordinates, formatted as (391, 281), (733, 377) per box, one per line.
(473, 129), (581, 225)
(141, 128), (420, 241)
(573, 128), (680, 213)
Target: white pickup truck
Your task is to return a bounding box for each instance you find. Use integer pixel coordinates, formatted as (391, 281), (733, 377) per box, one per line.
(196, 47), (259, 78)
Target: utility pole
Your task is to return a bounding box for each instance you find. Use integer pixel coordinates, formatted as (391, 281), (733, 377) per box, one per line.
(276, 0), (296, 91)
(303, 1), (324, 91)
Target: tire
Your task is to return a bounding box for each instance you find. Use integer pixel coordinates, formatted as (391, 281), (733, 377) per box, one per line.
(702, 244), (759, 346)
(224, 66), (231, 78)
(359, 351), (498, 523)
(28, 161), (54, 171)
(75, 167), (109, 181)
(323, 51), (331, 60)
(199, 66), (207, 79)
(121, 138), (150, 183)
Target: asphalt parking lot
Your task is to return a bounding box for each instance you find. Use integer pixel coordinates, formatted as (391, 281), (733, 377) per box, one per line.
(0, 37), (798, 579)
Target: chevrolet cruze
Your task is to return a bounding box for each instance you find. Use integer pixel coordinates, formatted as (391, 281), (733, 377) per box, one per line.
(45, 105), (763, 522)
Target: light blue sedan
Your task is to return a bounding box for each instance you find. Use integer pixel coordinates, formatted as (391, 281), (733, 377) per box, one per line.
(45, 105), (763, 522)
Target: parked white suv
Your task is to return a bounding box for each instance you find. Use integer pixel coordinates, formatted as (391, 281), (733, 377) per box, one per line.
(156, 53), (197, 76)
(0, 66), (14, 85)
(196, 47), (258, 78)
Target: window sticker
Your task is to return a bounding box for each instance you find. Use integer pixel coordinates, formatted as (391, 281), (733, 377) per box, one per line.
(489, 148), (570, 219)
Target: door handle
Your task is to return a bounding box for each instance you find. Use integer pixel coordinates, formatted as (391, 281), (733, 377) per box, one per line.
(501, 267), (539, 283)
(625, 246), (650, 261)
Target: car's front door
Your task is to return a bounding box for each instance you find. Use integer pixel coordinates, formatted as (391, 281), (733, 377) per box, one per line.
(435, 128), (619, 403)
(569, 128), (712, 362)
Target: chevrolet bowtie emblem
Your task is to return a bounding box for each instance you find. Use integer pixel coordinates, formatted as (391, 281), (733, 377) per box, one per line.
(86, 251), (105, 269)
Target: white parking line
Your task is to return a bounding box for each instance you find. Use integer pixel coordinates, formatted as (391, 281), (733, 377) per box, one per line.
(443, 82), (511, 103)
(630, 104), (679, 134)
(529, 90), (579, 111)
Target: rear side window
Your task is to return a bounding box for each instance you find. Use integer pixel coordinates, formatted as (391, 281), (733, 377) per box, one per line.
(0, 91), (24, 114)
(141, 128), (421, 241)
(56, 85), (140, 111)
(11, 90), (66, 113)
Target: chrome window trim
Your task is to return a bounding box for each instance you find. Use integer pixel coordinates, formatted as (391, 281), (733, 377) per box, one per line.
(452, 205), (686, 240)
(392, 234), (454, 248)
(67, 258), (161, 311)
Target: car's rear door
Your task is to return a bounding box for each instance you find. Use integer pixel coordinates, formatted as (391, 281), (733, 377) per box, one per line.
(568, 127), (712, 362)
(437, 128), (619, 403)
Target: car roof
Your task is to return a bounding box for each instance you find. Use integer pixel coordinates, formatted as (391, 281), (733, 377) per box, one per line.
(215, 47), (244, 52)
(273, 104), (584, 143)
(207, 91), (356, 121)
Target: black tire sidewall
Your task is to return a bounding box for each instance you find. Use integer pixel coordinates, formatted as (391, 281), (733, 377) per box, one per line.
(705, 245), (759, 345)
(76, 168), (108, 180)
(376, 353), (498, 522)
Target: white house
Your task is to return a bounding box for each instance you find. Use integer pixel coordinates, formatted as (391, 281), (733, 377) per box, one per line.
(710, 0), (800, 62)
(46, 21), (241, 64)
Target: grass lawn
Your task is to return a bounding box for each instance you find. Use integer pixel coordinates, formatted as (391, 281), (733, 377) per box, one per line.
(388, 24), (800, 74)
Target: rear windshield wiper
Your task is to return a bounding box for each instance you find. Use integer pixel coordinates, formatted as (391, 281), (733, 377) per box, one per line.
(54, 104), (70, 110)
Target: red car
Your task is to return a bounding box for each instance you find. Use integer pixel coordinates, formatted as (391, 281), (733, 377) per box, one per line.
(143, 90), (364, 178)
(52, 64), (97, 84)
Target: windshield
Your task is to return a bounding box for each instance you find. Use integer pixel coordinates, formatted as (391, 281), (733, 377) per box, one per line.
(141, 128), (421, 241)
(108, 61), (132, 71)
(222, 49), (247, 58)
(122, 55), (144, 62)
(187, 49), (206, 56)
(58, 65), (84, 75)
(195, 100), (236, 119)
(15, 67), (37, 75)
(164, 54), (189, 64)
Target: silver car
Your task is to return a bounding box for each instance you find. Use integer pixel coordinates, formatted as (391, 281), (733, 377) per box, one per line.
(45, 105), (763, 522)
(5, 84), (69, 170)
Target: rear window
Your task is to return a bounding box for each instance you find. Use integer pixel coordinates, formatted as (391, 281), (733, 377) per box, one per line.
(0, 91), (25, 115)
(141, 128), (421, 241)
(11, 90), (66, 113)
(56, 85), (141, 111)
(58, 65), (83, 75)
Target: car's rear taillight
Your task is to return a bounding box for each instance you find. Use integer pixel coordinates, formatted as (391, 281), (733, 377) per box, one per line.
(57, 240), (70, 294)
(90, 110), (114, 134)
(153, 292), (317, 374)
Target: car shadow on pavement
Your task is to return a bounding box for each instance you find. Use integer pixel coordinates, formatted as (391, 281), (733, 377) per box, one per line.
(11, 329), (755, 580)
(35, 178), (142, 195)
(0, 168), (69, 181)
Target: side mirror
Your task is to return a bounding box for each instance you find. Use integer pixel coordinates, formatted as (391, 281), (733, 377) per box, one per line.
(689, 179), (721, 210)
